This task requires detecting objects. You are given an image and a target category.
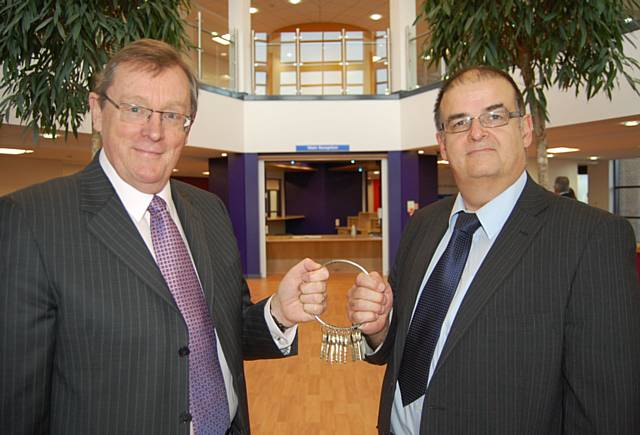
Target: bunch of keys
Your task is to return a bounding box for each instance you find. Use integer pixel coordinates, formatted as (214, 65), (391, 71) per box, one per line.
(315, 259), (367, 364)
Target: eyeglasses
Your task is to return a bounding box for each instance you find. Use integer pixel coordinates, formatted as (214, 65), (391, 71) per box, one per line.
(101, 94), (192, 130)
(441, 108), (523, 134)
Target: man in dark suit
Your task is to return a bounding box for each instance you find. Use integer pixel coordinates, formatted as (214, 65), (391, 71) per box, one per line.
(554, 175), (577, 199)
(348, 65), (640, 434)
(0, 39), (328, 435)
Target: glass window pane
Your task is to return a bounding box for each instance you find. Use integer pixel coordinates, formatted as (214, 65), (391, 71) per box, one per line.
(346, 85), (363, 95)
(376, 68), (387, 82)
(301, 71), (322, 84)
(300, 86), (322, 95)
(280, 32), (295, 42)
(255, 85), (266, 95)
(300, 32), (323, 41)
(323, 85), (342, 95)
(255, 32), (267, 40)
(280, 43), (295, 63)
(376, 83), (388, 95)
(346, 31), (364, 39)
(301, 42), (322, 62)
(280, 71), (296, 85)
(279, 85), (297, 95)
(255, 42), (267, 63)
(616, 188), (640, 216)
(376, 41), (387, 58)
(347, 70), (363, 84)
(323, 71), (341, 84)
(346, 41), (363, 61)
(255, 71), (267, 85)
(323, 42), (341, 62)
(323, 31), (341, 40)
(616, 158), (640, 185)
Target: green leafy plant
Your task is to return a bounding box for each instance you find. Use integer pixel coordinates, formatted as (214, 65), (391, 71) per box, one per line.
(419, 0), (640, 188)
(0, 0), (191, 141)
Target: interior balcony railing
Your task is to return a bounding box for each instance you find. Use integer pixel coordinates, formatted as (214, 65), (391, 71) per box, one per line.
(184, 11), (237, 91)
(406, 25), (443, 90)
(251, 29), (391, 96)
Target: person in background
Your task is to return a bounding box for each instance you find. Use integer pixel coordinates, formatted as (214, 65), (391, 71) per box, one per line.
(554, 175), (577, 199)
(348, 65), (640, 434)
(0, 39), (328, 435)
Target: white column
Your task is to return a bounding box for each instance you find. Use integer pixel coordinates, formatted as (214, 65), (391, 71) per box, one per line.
(228, 0), (251, 93)
(389, 0), (416, 92)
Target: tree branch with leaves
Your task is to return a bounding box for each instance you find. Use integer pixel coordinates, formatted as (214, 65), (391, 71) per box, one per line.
(0, 0), (191, 142)
(419, 0), (640, 188)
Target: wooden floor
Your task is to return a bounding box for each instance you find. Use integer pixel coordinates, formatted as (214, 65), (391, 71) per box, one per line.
(245, 273), (386, 435)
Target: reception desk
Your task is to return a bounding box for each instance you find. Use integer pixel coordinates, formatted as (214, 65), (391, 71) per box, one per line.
(266, 234), (382, 274)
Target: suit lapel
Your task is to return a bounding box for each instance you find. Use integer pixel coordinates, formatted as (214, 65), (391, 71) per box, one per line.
(80, 157), (179, 312)
(434, 178), (550, 372)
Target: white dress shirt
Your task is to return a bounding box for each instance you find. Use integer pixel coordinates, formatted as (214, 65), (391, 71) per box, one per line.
(390, 171), (527, 434)
(99, 151), (296, 429)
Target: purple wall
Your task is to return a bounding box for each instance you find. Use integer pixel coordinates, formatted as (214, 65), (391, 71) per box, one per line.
(212, 154), (260, 277)
(387, 151), (438, 267)
(285, 164), (362, 234)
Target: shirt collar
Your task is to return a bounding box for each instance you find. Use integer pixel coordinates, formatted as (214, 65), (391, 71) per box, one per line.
(99, 149), (174, 223)
(450, 171), (528, 240)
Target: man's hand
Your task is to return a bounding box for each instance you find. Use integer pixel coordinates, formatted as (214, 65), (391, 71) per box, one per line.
(347, 272), (393, 348)
(270, 258), (329, 327)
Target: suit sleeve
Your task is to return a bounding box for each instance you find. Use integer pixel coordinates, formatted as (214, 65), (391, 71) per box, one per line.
(563, 216), (640, 433)
(0, 196), (56, 434)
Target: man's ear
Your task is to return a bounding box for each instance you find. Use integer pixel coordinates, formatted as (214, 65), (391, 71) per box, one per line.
(88, 92), (103, 133)
(521, 113), (533, 149)
(436, 131), (448, 161)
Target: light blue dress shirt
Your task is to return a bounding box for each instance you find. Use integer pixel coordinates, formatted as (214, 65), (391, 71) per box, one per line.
(390, 171), (527, 434)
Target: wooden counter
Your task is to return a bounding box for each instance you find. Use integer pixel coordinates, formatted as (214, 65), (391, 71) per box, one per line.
(266, 234), (382, 274)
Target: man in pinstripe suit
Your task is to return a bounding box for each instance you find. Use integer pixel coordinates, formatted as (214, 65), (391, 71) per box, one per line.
(0, 39), (328, 434)
(348, 66), (640, 434)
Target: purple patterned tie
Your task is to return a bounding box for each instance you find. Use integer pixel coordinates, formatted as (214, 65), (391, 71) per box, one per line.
(148, 195), (230, 434)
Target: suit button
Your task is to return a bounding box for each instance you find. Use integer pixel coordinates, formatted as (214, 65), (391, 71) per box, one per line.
(178, 346), (190, 357)
(180, 411), (192, 423)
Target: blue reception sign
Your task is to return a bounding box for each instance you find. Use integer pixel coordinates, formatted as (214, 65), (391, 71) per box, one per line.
(296, 144), (350, 152)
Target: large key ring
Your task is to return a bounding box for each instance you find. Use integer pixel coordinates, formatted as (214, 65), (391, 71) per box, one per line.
(315, 259), (369, 363)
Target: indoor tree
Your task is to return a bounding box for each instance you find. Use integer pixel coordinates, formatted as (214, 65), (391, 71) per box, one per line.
(0, 0), (191, 142)
(419, 0), (640, 188)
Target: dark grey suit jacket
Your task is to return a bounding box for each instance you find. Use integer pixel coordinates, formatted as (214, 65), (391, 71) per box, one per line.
(0, 157), (292, 434)
(369, 176), (640, 434)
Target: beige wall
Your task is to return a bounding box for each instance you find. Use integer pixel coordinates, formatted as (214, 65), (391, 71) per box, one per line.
(0, 156), (84, 196)
(587, 160), (610, 211)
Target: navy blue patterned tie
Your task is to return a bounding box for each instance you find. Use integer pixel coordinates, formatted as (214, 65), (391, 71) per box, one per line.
(148, 196), (230, 434)
(398, 211), (481, 406)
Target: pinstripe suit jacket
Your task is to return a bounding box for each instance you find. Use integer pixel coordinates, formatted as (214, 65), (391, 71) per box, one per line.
(0, 157), (291, 435)
(370, 176), (640, 434)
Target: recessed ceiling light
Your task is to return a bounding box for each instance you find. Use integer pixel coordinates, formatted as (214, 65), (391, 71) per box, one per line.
(589, 156), (599, 161)
(622, 120), (640, 127)
(40, 132), (58, 139)
(373, 170), (380, 175)
(546, 147), (580, 153)
(369, 13), (383, 21)
(546, 153), (555, 158)
(221, 152), (228, 157)
(437, 159), (449, 165)
(211, 32), (231, 45)
(250, 7), (258, 14)
(418, 150), (425, 155)
(0, 148), (34, 155)
(202, 171), (210, 176)
(172, 168), (179, 173)
(288, 0), (302, 4)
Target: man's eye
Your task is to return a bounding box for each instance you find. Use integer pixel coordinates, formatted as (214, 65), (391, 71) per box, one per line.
(450, 118), (468, 128)
(163, 112), (180, 121)
(129, 105), (142, 114)
(488, 111), (507, 121)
